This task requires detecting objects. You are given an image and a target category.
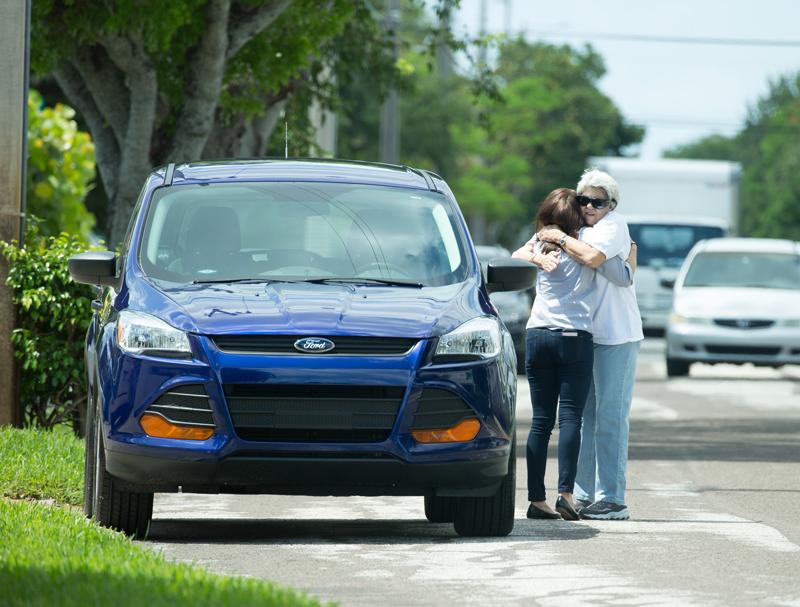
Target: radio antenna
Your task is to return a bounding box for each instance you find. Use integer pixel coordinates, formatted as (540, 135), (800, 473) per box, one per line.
(284, 121), (288, 159)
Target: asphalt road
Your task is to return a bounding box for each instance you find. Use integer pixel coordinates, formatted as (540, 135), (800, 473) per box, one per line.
(143, 339), (800, 606)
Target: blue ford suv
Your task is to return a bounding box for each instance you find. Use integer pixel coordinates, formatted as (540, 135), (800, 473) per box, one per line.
(69, 160), (535, 538)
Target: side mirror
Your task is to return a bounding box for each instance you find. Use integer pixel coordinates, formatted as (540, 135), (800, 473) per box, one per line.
(660, 278), (675, 290)
(486, 258), (536, 293)
(68, 251), (119, 288)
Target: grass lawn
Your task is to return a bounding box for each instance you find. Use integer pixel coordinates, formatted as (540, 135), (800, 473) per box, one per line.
(0, 425), (83, 505)
(0, 427), (327, 607)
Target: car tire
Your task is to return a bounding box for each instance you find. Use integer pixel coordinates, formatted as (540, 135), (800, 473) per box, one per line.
(90, 409), (153, 539)
(666, 358), (691, 377)
(452, 435), (516, 537)
(82, 389), (96, 519)
(424, 495), (455, 523)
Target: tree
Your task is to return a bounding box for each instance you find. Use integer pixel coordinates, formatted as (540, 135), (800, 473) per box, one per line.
(33, 0), (453, 244)
(664, 134), (739, 162)
(337, 27), (643, 245)
(488, 40), (643, 222)
(26, 90), (96, 241)
(665, 74), (800, 240)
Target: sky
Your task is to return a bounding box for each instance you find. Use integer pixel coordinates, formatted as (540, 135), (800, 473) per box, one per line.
(453, 0), (800, 158)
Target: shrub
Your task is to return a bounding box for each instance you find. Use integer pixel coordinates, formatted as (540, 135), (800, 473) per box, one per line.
(0, 219), (96, 432)
(27, 89), (96, 240)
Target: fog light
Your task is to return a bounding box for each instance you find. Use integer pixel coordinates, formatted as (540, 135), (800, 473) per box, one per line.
(140, 413), (214, 440)
(412, 418), (480, 443)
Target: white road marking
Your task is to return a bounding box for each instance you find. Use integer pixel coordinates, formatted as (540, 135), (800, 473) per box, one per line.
(631, 397), (679, 420)
(666, 376), (800, 410)
(641, 482), (701, 497)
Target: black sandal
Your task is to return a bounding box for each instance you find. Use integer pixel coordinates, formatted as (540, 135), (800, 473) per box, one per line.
(555, 496), (580, 521)
(527, 503), (562, 519)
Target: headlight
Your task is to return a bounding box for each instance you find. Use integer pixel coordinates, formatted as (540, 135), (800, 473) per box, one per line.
(116, 310), (191, 356)
(779, 319), (800, 328)
(435, 317), (502, 361)
(669, 314), (712, 326)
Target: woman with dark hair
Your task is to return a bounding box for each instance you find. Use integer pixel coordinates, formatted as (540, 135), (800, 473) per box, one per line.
(512, 188), (634, 520)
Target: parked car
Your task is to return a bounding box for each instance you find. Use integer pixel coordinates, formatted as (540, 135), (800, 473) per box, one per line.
(69, 159), (535, 539)
(664, 237), (800, 377)
(475, 245), (532, 373)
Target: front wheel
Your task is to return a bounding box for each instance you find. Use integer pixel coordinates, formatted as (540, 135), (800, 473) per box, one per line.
(89, 410), (153, 539)
(453, 437), (516, 537)
(424, 495), (455, 523)
(666, 357), (691, 377)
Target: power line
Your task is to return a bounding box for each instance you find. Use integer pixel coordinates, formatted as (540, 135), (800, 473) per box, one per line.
(523, 29), (800, 48)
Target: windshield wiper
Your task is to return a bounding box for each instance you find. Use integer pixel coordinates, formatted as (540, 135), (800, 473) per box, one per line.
(306, 277), (426, 288)
(191, 277), (275, 285)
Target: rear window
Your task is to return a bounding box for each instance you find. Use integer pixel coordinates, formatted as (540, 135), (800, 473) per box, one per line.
(628, 224), (725, 268)
(138, 182), (469, 287)
(683, 252), (800, 290)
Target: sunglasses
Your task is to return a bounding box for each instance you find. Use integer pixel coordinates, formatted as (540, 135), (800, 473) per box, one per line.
(577, 195), (613, 209)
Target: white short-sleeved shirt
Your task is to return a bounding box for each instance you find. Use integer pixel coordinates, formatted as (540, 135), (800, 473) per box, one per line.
(580, 211), (644, 345)
(526, 240), (595, 332)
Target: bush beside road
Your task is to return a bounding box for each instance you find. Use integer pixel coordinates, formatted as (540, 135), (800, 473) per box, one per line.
(0, 427), (327, 607)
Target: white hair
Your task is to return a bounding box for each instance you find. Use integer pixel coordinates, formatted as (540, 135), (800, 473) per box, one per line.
(577, 168), (620, 210)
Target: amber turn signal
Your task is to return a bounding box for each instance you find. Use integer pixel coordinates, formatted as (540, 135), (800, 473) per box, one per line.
(140, 413), (214, 441)
(412, 418), (481, 443)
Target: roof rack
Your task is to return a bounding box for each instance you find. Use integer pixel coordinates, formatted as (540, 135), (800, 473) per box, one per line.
(163, 162), (175, 186)
(407, 166), (439, 192)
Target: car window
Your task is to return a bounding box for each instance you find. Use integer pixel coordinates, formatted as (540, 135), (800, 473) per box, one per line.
(628, 224), (725, 268)
(683, 252), (800, 290)
(138, 182), (470, 286)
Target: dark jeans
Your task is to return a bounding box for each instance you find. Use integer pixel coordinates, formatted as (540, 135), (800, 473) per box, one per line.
(525, 328), (594, 502)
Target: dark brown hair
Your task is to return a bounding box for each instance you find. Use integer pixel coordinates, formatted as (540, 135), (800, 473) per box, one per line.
(535, 188), (581, 254)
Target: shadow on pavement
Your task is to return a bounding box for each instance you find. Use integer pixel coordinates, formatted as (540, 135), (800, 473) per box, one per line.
(147, 517), (599, 544)
(629, 417), (800, 463)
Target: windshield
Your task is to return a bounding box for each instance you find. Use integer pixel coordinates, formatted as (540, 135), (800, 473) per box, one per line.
(628, 224), (725, 268)
(139, 182), (469, 287)
(683, 252), (800, 289)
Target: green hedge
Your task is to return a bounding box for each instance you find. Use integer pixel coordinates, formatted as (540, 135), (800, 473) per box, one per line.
(0, 220), (96, 430)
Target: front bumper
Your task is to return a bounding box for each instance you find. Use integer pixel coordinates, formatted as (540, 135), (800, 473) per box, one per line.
(666, 322), (800, 366)
(97, 333), (517, 496)
(106, 448), (509, 497)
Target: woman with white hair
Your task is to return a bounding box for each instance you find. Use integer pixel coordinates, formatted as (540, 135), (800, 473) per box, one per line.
(536, 168), (643, 520)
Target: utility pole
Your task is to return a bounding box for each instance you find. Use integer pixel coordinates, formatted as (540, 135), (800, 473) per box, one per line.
(0, 0), (29, 426)
(436, 8), (452, 79)
(379, 0), (400, 164)
(478, 0), (488, 68)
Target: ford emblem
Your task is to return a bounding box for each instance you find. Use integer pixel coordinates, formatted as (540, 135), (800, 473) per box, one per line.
(294, 337), (336, 353)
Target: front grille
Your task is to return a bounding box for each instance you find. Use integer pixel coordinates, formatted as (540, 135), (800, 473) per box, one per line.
(211, 335), (418, 355)
(412, 388), (475, 429)
(224, 384), (405, 442)
(713, 319), (775, 329)
(145, 384), (214, 426)
(705, 345), (781, 356)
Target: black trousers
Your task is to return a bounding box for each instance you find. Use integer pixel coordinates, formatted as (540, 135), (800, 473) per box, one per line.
(525, 328), (594, 502)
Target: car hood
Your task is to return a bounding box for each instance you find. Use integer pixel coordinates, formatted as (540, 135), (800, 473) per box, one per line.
(674, 287), (800, 319)
(131, 279), (485, 338)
